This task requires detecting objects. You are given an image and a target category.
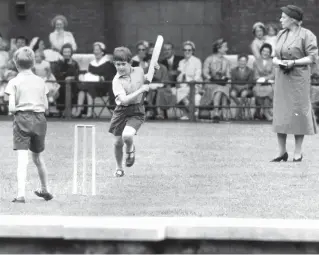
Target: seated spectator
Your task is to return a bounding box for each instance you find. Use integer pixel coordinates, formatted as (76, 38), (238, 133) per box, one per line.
(159, 42), (183, 119)
(74, 42), (116, 118)
(264, 23), (278, 57)
(0, 38), (9, 79)
(16, 36), (28, 49)
(230, 54), (255, 119)
(160, 42), (183, 82)
(3, 39), (19, 106)
(173, 40), (202, 120)
(32, 50), (60, 105)
(0, 38), (9, 114)
(53, 43), (80, 117)
(252, 43), (274, 121)
(200, 38), (231, 122)
(49, 15), (77, 52)
(131, 40), (149, 73)
(6, 36), (29, 73)
(144, 43), (169, 119)
(311, 73), (319, 122)
(29, 37), (63, 63)
(251, 22), (266, 59)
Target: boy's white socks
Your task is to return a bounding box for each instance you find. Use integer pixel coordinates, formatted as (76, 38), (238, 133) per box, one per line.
(17, 150), (29, 198)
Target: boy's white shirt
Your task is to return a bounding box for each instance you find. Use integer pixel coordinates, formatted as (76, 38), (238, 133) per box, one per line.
(113, 66), (145, 106)
(5, 69), (49, 113)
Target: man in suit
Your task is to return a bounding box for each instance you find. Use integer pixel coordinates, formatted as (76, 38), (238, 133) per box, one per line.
(160, 42), (183, 84)
(158, 43), (183, 119)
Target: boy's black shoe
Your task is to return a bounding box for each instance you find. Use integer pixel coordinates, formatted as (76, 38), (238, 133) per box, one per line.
(34, 190), (54, 201)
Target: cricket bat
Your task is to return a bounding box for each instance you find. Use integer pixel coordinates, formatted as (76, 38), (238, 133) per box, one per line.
(140, 35), (164, 104)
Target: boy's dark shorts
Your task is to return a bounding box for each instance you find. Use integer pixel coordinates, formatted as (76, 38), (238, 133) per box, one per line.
(108, 104), (145, 136)
(13, 111), (47, 153)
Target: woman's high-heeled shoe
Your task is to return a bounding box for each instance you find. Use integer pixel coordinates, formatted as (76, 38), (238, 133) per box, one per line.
(293, 155), (303, 162)
(270, 152), (288, 162)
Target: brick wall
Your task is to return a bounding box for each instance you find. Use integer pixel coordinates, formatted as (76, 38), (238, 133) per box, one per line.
(8, 0), (106, 53)
(222, 0), (319, 54)
(106, 0), (222, 60)
(6, 0), (319, 59)
(7, 0), (222, 60)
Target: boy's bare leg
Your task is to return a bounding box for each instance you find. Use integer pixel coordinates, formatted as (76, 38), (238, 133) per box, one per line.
(16, 150), (29, 199)
(32, 152), (48, 191)
(114, 136), (124, 176)
(32, 152), (53, 200)
(122, 126), (136, 167)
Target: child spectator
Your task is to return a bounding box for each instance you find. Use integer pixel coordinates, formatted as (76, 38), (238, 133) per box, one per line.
(264, 23), (278, 57)
(33, 50), (60, 104)
(250, 22), (266, 59)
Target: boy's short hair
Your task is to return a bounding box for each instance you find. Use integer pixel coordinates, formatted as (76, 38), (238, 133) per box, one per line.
(113, 47), (132, 63)
(13, 46), (35, 70)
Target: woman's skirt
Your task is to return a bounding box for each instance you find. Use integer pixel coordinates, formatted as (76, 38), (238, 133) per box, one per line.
(253, 84), (273, 98)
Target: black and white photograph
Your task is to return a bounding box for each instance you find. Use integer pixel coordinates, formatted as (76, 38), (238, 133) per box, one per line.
(1, 0), (319, 253)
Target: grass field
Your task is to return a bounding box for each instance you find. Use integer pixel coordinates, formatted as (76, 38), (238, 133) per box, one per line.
(0, 118), (319, 218)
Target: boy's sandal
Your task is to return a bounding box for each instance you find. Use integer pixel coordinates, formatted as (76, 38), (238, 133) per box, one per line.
(125, 146), (135, 167)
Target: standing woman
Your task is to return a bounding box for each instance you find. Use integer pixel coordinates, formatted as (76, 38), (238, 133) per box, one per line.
(272, 5), (318, 162)
(49, 15), (77, 52)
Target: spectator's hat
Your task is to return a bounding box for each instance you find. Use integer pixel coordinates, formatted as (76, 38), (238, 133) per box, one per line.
(51, 14), (68, 28)
(281, 5), (303, 21)
(93, 42), (106, 51)
(136, 40), (149, 49)
(183, 40), (196, 50)
(252, 22), (265, 32)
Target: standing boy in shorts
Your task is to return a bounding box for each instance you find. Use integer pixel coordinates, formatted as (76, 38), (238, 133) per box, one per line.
(5, 46), (53, 203)
(109, 46), (157, 177)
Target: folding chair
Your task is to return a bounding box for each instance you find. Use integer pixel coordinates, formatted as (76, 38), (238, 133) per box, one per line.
(93, 94), (113, 118)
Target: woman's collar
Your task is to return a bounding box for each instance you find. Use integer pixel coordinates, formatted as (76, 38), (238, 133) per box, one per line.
(90, 55), (109, 67)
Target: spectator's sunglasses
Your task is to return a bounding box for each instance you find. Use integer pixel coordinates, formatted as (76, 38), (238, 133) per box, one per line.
(183, 49), (192, 52)
(138, 48), (146, 52)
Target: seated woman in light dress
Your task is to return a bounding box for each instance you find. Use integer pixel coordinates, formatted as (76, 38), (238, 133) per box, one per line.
(49, 15), (77, 52)
(252, 43), (275, 121)
(251, 22), (266, 59)
(200, 38), (231, 122)
(173, 40), (202, 120)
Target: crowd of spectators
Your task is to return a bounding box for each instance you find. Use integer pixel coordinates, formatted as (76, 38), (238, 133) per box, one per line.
(0, 16), (318, 122)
